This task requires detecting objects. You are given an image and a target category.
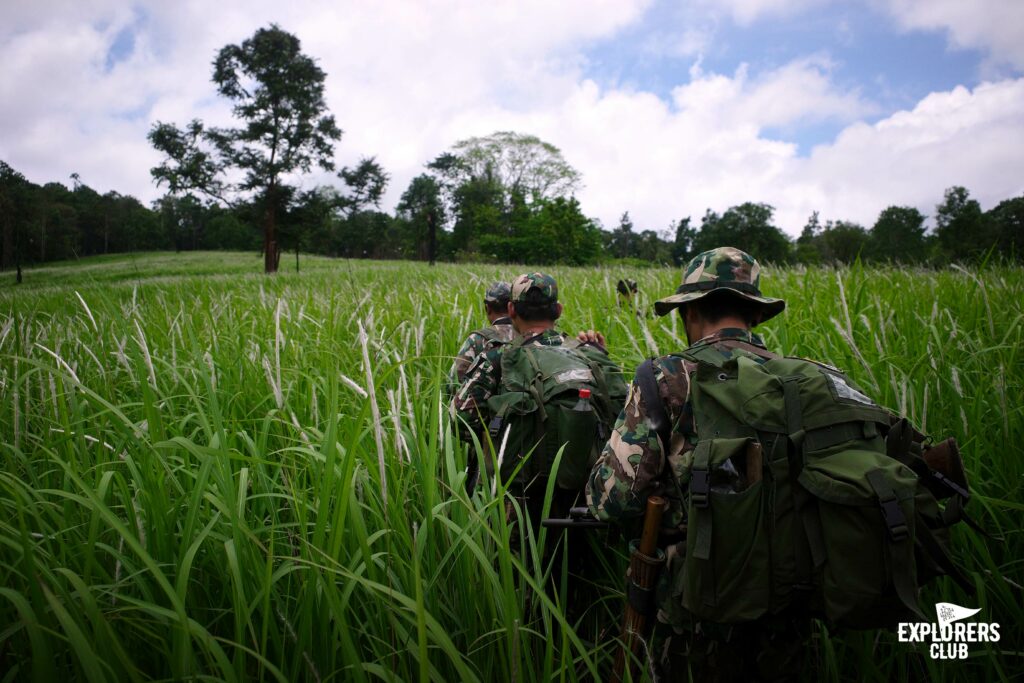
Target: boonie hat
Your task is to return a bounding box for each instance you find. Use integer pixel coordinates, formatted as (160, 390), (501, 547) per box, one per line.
(653, 246), (785, 323)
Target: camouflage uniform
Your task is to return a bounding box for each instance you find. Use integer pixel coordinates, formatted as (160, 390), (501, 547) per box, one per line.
(449, 281), (516, 386)
(588, 247), (807, 681)
(454, 273), (602, 439)
(449, 318), (516, 385)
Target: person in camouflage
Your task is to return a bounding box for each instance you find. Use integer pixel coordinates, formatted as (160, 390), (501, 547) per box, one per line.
(453, 272), (619, 506)
(449, 281), (515, 386)
(587, 247), (809, 682)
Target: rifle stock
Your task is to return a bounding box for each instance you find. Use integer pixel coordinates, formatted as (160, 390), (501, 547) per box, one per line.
(613, 495), (667, 682)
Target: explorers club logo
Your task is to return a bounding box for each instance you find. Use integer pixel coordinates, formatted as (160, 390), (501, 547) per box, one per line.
(898, 602), (1001, 659)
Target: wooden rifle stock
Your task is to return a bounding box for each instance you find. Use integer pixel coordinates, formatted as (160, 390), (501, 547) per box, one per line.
(613, 495), (667, 682)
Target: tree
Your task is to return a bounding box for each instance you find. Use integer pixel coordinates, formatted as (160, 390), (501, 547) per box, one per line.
(448, 131), (581, 202)
(671, 217), (696, 265)
(986, 195), (1024, 260)
(693, 203), (792, 263)
(795, 211), (822, 264)
(338, 157), (389, 216)
(818, 220), (869, 264)
(610, 212), (635, 259)
(149, 25), (342, 273)
(934, 186), (989, 262)
(870, 206), (926, 262)
(0, 161), (32, 282)
(397, 174), (444, 264)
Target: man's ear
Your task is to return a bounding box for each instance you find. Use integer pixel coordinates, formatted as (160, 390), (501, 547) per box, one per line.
(507, 301), (516, 318)
(554, 302), (564, 320)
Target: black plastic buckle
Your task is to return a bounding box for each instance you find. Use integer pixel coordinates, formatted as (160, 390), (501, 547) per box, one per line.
(691, 468), (709, 508)
(488, 416), (504, 438)
(879, 496), (909, 541)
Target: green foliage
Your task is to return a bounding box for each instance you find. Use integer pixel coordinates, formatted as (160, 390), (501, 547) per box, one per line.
(150, 24), (342, 273)
(934, 186), (990, 262)
(870, 206), (927, 262)
(693, 203), (793, 263)
(817, 220), (870, 264)
(0, 252), (1020, 681)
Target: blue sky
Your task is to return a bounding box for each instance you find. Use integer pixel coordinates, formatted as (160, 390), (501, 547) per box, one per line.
(1, 0), (1022, 235)
(581, 0), (998, 155)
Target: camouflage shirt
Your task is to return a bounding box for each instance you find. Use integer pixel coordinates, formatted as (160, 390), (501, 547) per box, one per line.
(449, 317), (516, 386)
(587, 328), (772, 532)
(453, 327), (610, 438)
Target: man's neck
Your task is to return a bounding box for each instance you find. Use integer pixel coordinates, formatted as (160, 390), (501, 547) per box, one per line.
(687, 317), (750, 345)
(516, 321), (555, 336)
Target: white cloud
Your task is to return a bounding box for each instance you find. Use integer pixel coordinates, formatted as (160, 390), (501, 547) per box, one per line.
(879, 0), (1024, 70)
(792, 79), (1024, 228)
(701, 0), (829, 26)
(1, 0), (1022, 247)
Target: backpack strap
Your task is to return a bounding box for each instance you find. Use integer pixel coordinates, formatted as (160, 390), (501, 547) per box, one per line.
(865, 469), (929, 621)
(783, 377), (827, 582)
(636, 359), (672, 454)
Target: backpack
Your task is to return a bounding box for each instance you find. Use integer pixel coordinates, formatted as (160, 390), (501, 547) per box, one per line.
(639, 345), (974, 629)
(485, 337), (628, 492)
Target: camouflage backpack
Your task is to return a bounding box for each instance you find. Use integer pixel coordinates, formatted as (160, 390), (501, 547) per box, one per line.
(641, 345), (974, 629)
(486, 338), (628, 492)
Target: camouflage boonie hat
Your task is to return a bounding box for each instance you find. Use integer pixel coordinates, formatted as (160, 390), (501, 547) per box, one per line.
(654, 246), (786, 323)
(511, 272), (558, 305)
(484, 281), (511, 306)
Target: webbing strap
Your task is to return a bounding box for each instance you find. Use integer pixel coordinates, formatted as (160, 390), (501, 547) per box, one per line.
(627, 579), (658, 617)
(782, 378), (805, 447)
(782, 377), (825, 578)
(636, 359), (671, 455)
(804, 421), (871, 452)
(865, 469), (927, 620)
(916, 520), (976, 596)
(691, 441), (713, 560)
(866, 469), (909, 541)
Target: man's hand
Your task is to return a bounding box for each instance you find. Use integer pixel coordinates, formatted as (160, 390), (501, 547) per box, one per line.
(576, 329), (607, 349)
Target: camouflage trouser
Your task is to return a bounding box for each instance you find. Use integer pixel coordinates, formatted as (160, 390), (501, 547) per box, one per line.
(651, 615), (812, 682)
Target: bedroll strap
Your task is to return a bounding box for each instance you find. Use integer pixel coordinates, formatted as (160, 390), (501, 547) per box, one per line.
(866, 469), (927, 621)
(691, 441), (713, 561)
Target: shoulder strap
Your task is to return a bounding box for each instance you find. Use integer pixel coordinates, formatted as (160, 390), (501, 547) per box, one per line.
(636, 359), (671, 454)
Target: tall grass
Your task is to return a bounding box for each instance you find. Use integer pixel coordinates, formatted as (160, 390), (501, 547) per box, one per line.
(0, 252), (1021, 681)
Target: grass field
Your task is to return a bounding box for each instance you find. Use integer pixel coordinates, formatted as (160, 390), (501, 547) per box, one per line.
(0, 251), (1021, 682)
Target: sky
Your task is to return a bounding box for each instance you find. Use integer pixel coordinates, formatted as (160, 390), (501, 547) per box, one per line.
(2, 0), (1023, 236)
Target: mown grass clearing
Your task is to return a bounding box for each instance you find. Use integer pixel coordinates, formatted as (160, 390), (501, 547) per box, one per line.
(1, 252), (1021, 681)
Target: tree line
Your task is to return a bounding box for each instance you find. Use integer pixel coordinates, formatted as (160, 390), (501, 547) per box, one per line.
(2, 24), (1022, 282)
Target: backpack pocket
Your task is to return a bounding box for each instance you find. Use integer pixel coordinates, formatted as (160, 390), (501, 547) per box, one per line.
(798, 450), (920, 627)
(552, 404), (599, 490)
(681, 437), (771, 623)
(486, 391), (541, 484)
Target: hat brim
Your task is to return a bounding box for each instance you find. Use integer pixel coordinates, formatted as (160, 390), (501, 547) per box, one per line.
(653, 289), (786, 324)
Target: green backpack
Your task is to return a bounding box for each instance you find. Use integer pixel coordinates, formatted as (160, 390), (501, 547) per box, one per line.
(486, 338), (628, 491)
(642, 345), (974, 629)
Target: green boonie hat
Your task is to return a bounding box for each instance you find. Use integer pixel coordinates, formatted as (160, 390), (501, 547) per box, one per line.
(484, 281), (511, 305)
(511, 272), (558, 305)
(654, 246), (786, 323)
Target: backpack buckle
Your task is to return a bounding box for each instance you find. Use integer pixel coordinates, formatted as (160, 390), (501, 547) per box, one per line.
(488, 416), (504, 439)
(879, 496), (909, 542)
(691, 468), (709, 508)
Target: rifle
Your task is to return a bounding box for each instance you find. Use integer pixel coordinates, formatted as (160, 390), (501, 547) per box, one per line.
(613, 495), (667, 683)
(541, 506), (608, 529)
